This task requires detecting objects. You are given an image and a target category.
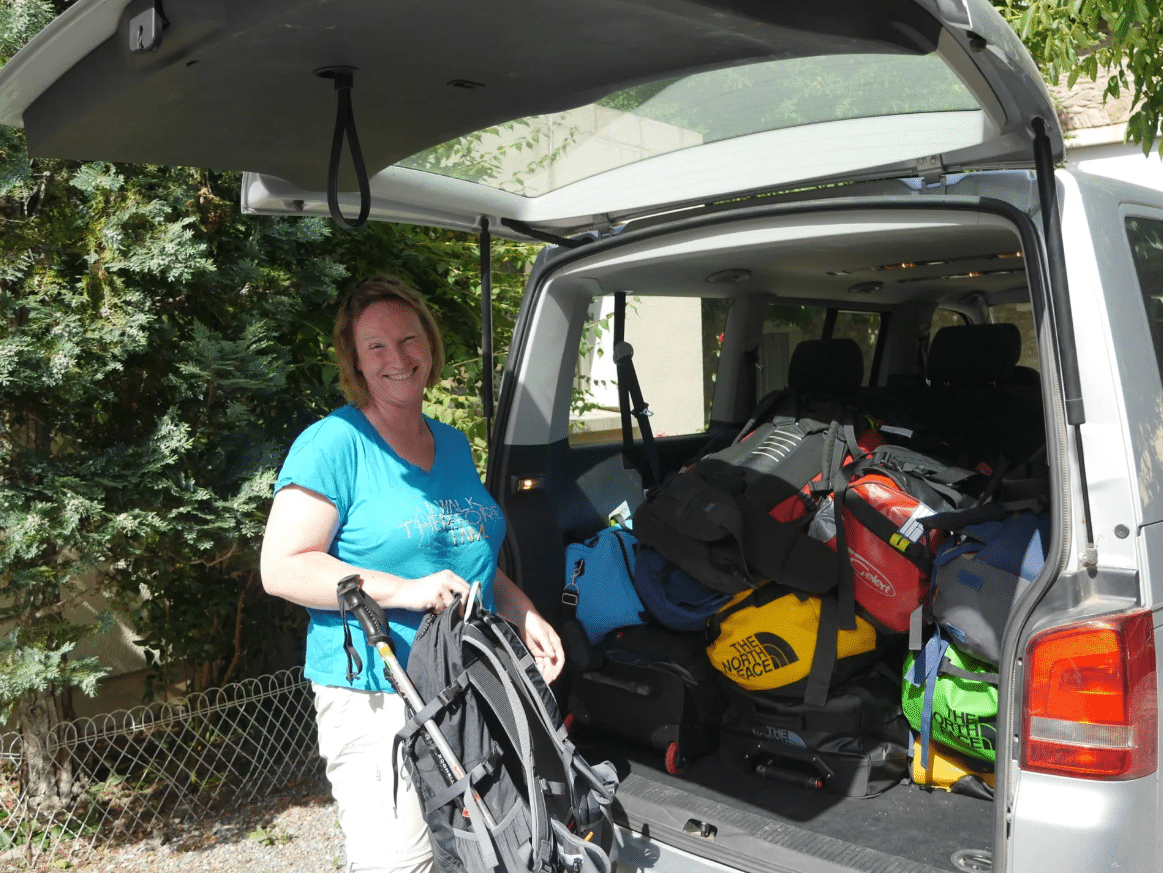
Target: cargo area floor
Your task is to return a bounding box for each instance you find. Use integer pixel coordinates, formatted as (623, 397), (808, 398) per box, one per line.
(579, 741), (995, 873)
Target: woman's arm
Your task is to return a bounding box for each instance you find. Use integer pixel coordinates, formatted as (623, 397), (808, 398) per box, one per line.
(260, 484), (469, 612)
(495, 568), (565, 682)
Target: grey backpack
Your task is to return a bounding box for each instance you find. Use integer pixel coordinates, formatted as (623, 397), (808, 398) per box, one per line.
(399, 597), (619, 873)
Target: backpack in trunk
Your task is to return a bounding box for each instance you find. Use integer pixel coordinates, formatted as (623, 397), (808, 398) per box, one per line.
(927, 508), (1051, 664)
(631, 406), (857, 596)
(563, 525), (648, 645)
(901, 633), (999, 767)
(401, 600), (620, 873)
(823, 446), (980, 633)
(631, 544), (731, 632)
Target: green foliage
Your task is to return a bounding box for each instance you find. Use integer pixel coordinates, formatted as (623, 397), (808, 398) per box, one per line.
(248, 825), (293, 846)
(0, 74), (532, 734)
(992, 1), (1163, 156)
(0, 137), (532, 716)
(0, 626), (108, 723)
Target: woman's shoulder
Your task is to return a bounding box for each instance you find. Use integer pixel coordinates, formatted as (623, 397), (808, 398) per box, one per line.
(291, 405), (370, 450)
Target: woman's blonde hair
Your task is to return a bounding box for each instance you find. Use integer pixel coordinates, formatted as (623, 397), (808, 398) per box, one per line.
(333, 274), (446, 407)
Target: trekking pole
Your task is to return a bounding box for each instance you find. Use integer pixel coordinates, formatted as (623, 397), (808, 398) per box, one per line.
(335, 575), (497, 829)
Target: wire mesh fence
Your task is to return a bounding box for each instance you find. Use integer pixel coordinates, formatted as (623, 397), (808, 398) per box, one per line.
(0, 667), (323, 869)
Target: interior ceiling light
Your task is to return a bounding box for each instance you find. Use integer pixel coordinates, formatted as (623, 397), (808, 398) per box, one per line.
(847, 281), (883, 294)
(896, 267), (1024, 284)
(825, 252), (1022, 277)
(706, 269), (751, 283)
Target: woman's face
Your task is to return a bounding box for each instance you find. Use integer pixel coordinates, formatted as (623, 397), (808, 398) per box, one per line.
(352, 299), (433, 409)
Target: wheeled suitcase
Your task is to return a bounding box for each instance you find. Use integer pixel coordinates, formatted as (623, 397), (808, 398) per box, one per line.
(718, 661), (910, 797)
(566, 624), (727, 775)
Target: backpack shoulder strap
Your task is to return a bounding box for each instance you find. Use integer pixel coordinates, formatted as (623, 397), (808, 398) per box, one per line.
(474, 614), (618, 837)
(460, 623), (555, 872)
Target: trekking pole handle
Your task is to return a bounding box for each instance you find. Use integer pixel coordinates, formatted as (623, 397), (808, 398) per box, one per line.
(337, 574), (390, 647)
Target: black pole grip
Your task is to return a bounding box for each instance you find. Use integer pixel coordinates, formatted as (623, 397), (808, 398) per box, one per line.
(336, 574), (390, 646)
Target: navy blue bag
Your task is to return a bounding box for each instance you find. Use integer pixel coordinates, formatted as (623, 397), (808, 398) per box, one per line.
(564, 526), (648, 645)
(632, 545), (731, 632)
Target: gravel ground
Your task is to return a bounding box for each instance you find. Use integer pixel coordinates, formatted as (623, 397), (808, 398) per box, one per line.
(6, 780), (347, 873)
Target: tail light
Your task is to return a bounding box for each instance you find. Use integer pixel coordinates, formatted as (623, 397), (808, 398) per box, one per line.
(1022, 609), (1157, 780)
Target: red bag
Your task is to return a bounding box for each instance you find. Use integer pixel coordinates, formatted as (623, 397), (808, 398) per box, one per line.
(821, 449), (969, 632)
(762, 423), (975, 633)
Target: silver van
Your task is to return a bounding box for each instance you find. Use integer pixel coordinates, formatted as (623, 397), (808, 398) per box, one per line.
(2, 2), (1160, 871)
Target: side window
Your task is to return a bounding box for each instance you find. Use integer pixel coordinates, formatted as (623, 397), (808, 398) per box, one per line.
(757, 305), (881, 399)
(568, 295), (729, 443)
(930, 307), (966, 341)
(988, 303), (1039, 371)
(1125, 216), (1163, 383)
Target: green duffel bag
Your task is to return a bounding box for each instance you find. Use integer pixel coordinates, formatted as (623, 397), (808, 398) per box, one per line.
(902, 634), (998, 766)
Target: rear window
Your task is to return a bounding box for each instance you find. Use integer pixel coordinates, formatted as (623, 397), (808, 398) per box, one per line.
(399, 54), (980, 198)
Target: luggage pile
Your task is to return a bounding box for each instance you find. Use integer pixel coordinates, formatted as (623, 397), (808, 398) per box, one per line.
(561, 334), (1049, 797)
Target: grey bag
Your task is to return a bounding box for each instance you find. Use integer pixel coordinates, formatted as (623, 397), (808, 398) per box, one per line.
(930, 511), (1050, 665)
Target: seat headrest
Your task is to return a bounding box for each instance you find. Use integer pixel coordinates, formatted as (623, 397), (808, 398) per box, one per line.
(787, 338), (864, 394)
(927, 323), (1021, 388)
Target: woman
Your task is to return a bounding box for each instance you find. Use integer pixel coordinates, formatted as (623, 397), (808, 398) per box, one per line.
(260, 274), (564, 873)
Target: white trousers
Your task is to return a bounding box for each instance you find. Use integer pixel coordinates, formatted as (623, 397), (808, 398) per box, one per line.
(313, 683), (435, 873)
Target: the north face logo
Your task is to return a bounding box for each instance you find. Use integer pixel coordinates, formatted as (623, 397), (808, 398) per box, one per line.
(716, 632), (798, 681)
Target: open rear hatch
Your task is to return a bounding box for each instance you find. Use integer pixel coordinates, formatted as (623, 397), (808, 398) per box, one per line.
(0, 0), (1061, 237)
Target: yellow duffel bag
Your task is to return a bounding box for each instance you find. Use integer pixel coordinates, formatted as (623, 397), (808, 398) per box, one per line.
(706, 584), (879, 706)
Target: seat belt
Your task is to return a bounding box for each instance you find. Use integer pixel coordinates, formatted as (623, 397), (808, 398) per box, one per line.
(613, 292), (661, 489)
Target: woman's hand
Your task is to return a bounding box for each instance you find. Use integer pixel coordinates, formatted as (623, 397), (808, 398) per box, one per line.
(494, 569), (565, 682)
(519, 609), (565, 683)
(387, 570), (471, 613)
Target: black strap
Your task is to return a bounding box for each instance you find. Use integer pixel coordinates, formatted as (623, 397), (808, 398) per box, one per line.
(805, 594), (841, 707)
(614, 339), (661, 489)
(340, 610), (363, 684)
(480, 218), (494, 441)
(940, 656), (999, 686)
(843, 489), (934, 573)
(325, 69), (371, 230)
(830, 476), (858, 631)
(922, 494), (1046, 533)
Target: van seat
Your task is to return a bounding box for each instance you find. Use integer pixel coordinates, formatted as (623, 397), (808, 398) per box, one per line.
(787, 337), (864, 395)
(921, 323), (1044, 468)
(926, 323), (1021, 389)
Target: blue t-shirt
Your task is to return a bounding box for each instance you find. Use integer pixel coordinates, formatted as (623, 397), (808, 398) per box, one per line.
(274, 404), (505, 690)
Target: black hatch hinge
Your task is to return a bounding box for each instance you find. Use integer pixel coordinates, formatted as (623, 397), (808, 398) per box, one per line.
(129, 1), (169, 53)
(915, 154), (946, 192)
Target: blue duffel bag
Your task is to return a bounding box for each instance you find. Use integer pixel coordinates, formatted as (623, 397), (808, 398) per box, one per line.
(564, 526), (649, 645)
